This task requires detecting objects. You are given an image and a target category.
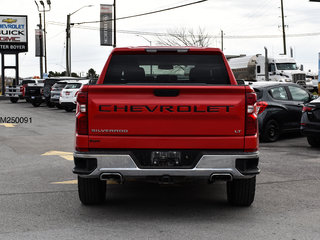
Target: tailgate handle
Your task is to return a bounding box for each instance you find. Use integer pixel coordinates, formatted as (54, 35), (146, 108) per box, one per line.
(154, 89), (180, 97)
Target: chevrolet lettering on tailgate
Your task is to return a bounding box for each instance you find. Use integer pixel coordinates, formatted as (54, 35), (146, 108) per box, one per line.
(99, 105), (234, 113)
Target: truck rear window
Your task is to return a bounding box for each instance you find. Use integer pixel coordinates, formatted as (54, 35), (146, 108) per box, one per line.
(104, 54), (230, 84)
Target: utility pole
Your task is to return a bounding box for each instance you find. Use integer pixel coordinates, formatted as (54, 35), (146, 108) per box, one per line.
(66, 5), (93, 76)
(113, 0), (116, 47)
(66, 14), (71, 76)
(280, 0), (287, 55)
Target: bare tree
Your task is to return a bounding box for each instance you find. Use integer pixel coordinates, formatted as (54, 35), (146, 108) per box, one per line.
(157, 28), (212, 47)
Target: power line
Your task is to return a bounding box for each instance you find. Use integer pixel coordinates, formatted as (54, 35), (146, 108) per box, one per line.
(72, 0), (208, 25)
(47, 21), (320, 39)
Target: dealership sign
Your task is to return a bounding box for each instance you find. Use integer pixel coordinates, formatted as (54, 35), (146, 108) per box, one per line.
(0, 15), (28, 53)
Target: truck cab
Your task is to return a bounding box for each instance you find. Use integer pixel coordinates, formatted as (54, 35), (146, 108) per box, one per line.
(265, 57), (307, 87)
(229, 54), (307, 87)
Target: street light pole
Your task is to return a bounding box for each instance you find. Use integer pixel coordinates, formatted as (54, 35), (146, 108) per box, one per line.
(136, 35), (152, 74)
(38, 0), (51, 74)
(38, 13), (44, 79)
(66, 5), (93, 76)
(221, 30), (224, 51)
(136, 35), (152, 46)
(280, 0), (287, 55)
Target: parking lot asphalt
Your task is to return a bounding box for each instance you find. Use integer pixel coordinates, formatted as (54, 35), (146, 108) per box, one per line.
(0, 100), (319, 240)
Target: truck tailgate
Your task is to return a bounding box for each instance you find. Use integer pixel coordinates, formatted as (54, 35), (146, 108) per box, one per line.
(87, 85), (246, 149)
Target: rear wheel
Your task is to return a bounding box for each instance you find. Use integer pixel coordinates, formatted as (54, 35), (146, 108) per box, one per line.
(65, 107), (73, 112)
(262, 120), (280, 142)
(46, 101), (55, 108)
(307, 136), (320, 147)
(78, 176), (106, 205)
(10, 97), (18, 103)
(55, 103), (63, 109)
(227, 177), (256, 207)
(31, 101), (41, 107)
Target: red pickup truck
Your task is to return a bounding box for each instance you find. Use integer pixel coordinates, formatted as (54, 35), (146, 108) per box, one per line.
(73, 47), (259, 206)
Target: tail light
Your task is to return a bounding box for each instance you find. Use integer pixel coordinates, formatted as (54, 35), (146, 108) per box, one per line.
(245, 92), (258, 136)
(302, 106), (314, 112)
(256, 101), (268, 114)
(76, 91), (88, 135)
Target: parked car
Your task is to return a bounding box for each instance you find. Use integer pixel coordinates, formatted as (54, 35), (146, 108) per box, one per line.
(50, 81), (70, 109)
(43, 77), (85, 107)
(73, 46), (260, 206)
(301, 96), (320, 147)
(24, 79), (45, 107)
(5, 78), (42, 103)
(59, 80), (89, 112)
(252, 82), (316, 142)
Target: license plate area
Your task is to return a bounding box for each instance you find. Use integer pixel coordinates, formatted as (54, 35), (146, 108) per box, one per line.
(132, 150), (201, 169)
(151, 151), (181, 166)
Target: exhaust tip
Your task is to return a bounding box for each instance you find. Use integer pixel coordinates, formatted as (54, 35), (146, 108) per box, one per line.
(210, 173), (233, 183)
(100, 173), (123, 183)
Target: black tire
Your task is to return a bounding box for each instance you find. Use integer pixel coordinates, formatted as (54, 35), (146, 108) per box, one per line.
(307, 136), (320, 147)
(55, 103), (63, 109)
(25, 98), (30, 103)
(10, 97), (18, 103)
(261, 119), (280, 142)
(65, 107), (73, 112)
(31, 101), (41, 107)
(78, 176), (106, 205)
(227, 176), (256, 207)
(46, 101), (55, 108)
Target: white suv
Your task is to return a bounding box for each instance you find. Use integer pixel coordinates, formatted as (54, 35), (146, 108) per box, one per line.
(59, 80), (89, 112)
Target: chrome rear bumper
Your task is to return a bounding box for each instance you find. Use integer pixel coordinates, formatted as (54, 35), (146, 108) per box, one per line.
(73, 151), (259, 180)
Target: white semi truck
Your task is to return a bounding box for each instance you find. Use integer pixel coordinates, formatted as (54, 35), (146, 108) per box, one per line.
(228, 54), (311, 89)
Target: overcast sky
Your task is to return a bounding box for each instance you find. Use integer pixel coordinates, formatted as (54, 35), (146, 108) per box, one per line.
(2, 0), (320, 78)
